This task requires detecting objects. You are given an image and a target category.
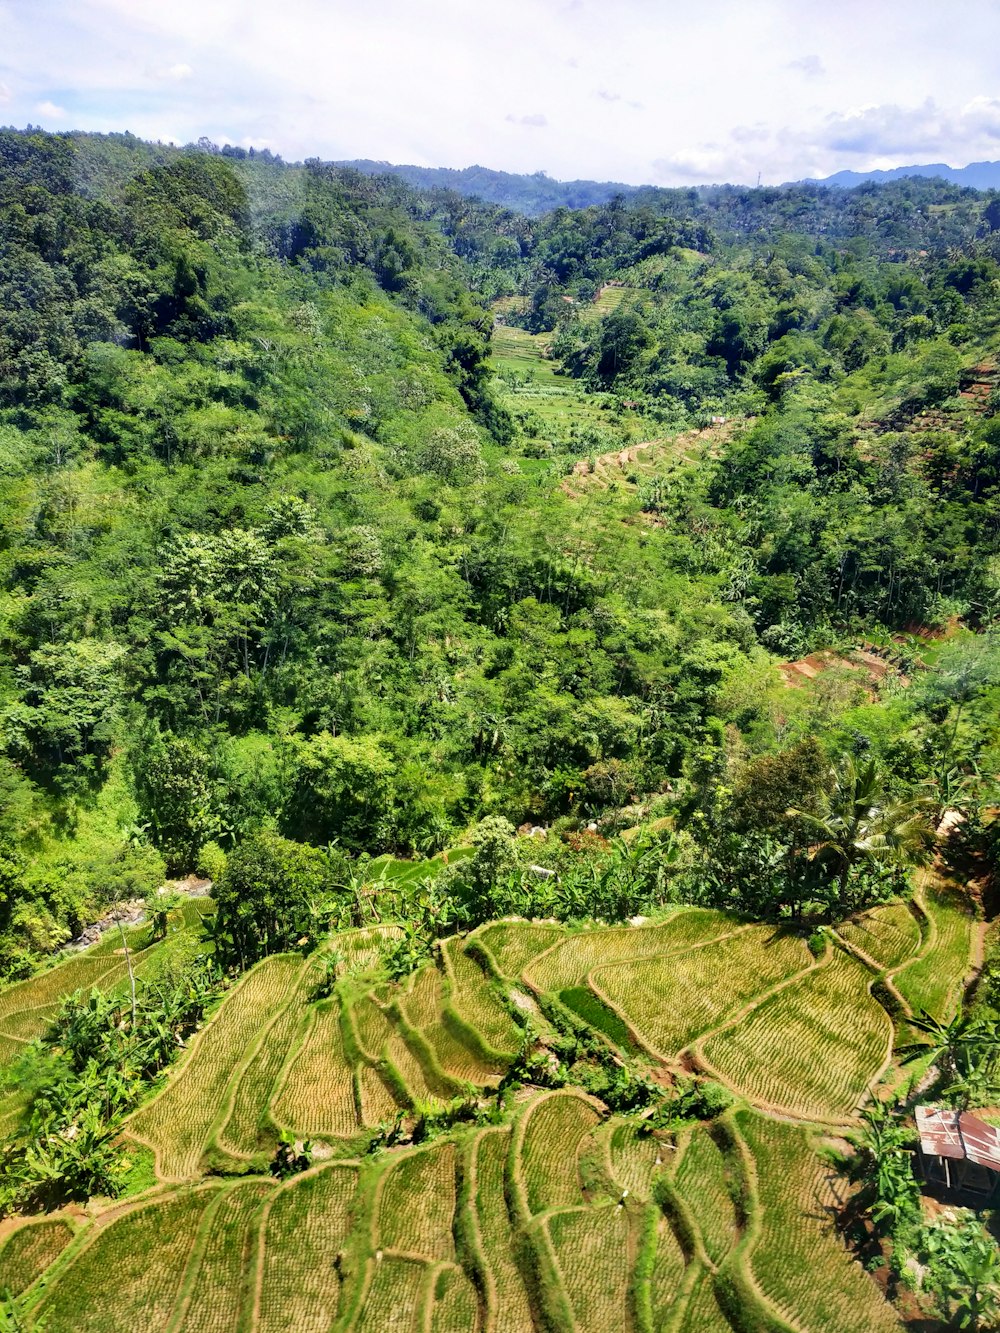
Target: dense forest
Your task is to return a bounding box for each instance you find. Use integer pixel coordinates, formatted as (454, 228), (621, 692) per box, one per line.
(1, 127), (1000, 1330)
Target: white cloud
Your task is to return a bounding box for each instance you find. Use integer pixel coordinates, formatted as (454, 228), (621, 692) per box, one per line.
(505, 113), (548, 128)
(787, 55), (824, 77)
(6, 0), (1000, 184)
(35, 100), (67, 120)
(0, 82), (11, 105)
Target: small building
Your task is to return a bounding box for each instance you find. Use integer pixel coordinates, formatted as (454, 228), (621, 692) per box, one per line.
(915, 1106), (1000, 1199)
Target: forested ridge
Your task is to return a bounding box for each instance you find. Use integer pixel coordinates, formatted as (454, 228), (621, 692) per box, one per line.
(1, 128), (1000, 1330)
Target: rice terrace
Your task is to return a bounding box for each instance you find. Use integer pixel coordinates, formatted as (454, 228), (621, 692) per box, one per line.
(0, 859), (981, 1330)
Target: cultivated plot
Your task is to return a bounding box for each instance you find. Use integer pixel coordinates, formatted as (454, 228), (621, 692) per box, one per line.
(592, 925), (810, 1058)
(700, 947), (892, 1121)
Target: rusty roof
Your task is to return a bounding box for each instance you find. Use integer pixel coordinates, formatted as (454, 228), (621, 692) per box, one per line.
(916, 1106), (1000, 1173)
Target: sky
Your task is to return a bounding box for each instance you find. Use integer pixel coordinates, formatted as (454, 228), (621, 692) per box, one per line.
(4, 0), (1000, 186)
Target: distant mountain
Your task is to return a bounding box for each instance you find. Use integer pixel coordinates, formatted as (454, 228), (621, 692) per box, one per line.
(335, 160), (641, 214)
(806, 160), (1000, 190)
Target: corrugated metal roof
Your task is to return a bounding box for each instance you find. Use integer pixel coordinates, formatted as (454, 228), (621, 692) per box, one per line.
(916, 1106), (1000, 1172)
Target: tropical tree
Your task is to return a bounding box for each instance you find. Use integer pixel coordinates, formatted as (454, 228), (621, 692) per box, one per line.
(923, 1217), (1000, 1331)
(901, 1011), (1000, 1106)
(789, 755), (933, 915)
(852, 1103), (920, 1235)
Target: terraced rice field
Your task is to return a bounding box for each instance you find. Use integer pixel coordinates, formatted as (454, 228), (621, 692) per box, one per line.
(522, 908), (734, 994)
(463, 1127), (535, 1333)
(441, 937), (521, 1056)
(512, 1090), (601, 1219)
(216, 975), (313, 1158)
(672, 1127), (738, 1265)
(737, 1112), (902, 1333)
(127, 954), (307, 1178)
(353, 1255), (428, 1333)
(838, 901), (922, 970)
(700, 947), (893, 1121)
(592, 925), (811, 1058)
(470, 920), (566, 980)
(377, 1142), (456, 1261)
(32, 1188), (219, 1332)
(606, 1118), (663, 1199)
(0, 1217), (74, 1296)
(174, 1180), (276, 1332)
(396, 965), (504, 1089)
(11, 1083), (908, 1332)
(9, 889), (948, 1331)
(0, 901), (211, 1069)
(256, 1165), (358, 1332)
(271, 1001), (358, 1138)
(892, 877), (976, 1022)
(544, 1204), (632, 1332)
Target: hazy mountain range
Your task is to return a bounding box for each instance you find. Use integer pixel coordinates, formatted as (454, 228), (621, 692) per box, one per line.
(338, 156), (1000, 215)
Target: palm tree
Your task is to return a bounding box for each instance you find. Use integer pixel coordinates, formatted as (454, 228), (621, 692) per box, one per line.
(900, 1010), (1000, 1105)
(789, 755), (933, 915)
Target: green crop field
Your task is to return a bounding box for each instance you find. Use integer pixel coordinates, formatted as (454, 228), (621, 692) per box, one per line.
(271, 1001), (359, 1138)
(512, 1090), (601, 1220)
(441, 937), (521, 1057)
(256, 1165), (358, 1332)
(462, 1127), (535, 1333)
(9, 906), (938, 1331)
(216, 968), (314, 1159)
(32, 1188), (219, 1332)
(377, 1142), (457, 1261)
(892, 877), (976, 1022)
(174, 1181), (276, 1333)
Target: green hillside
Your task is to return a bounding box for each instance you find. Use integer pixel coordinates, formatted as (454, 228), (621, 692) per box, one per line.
(1, 128), (1000, 1330)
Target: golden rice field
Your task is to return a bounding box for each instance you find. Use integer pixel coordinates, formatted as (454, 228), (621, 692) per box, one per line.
(8, 880), (975, 1330)
(6, 1087), (909, 1332)
(699, 947), (893, 1121)
(591, 924), (811, 1058)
